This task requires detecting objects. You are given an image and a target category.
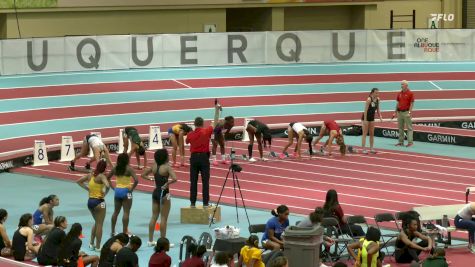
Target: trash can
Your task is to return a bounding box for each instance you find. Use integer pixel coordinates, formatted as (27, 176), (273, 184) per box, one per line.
(283, 225), (324, 267)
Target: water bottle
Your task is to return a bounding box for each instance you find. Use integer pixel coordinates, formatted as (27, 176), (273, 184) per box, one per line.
(442, 215), (449, 227)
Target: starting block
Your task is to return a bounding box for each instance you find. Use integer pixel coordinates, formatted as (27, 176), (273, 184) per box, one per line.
(180, 205), (221, 224)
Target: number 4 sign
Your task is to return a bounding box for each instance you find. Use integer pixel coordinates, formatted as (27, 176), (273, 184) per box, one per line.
(148, 126), (163, 150)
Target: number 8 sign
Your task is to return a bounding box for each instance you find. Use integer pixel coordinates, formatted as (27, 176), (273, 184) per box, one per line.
(33, 140), (49, 166)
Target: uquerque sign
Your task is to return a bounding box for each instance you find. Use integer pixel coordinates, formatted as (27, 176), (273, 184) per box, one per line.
(1, 29), (474, 75)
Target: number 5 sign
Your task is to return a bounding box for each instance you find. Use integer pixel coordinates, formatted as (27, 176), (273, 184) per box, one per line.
(33, 140), (49, 166)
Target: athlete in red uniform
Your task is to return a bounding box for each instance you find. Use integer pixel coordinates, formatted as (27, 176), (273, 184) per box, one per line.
(312, 121), (346, 156)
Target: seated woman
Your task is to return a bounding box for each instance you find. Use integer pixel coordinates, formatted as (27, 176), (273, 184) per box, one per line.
(12, 213), (41, 261)
(279, 122), (312, 159)
(0, 209), (12, 257)
(323, 189), (365, 237)
(58, 223), (99, 267)
(238, 235), (265, 267)
(245, 119), (272, 162)
(395, 216), (432, 264)
(312, 121), (347, 156)
(168, 123), (193, 167)
(211, 251), (233, 267)
(297, 207), (334, 246)
(98, 233), (129, 267)
(347, 227), (384, 267)
(454, 202), (475, 253)
(149, 237), (172, 267)
(262, 205), (290, 251)
(37, 216), (68, 266)
(181, 243), (207, 267)
(32, 194), (60, 237)
(268, 256), (289, 267)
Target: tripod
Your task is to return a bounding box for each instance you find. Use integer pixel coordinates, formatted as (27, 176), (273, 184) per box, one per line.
(209, 147), (251, 228)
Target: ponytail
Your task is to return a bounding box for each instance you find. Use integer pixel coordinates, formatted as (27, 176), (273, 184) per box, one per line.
(271, 205), (289, 217)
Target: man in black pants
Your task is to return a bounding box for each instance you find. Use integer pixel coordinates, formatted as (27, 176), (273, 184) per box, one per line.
(186, 117), (214, 207)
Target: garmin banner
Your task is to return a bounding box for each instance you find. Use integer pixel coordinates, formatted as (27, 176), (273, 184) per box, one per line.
(1, 29), (475, 75)
(374, 125), (475, 147)
(414, 120), (475, 130)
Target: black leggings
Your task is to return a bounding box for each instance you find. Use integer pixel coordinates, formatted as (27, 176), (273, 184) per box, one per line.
(395, 240), (428, 263)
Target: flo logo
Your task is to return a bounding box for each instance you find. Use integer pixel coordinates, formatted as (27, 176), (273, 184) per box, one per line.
(430, 14), (455, 22)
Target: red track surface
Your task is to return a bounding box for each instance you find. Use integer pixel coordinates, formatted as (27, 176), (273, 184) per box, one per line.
(13, 139), (475, 230)
(3, 90), (475, 125)
(3, 109), (475, 159)
(3, 72), (475, 100)
(0, 90), (475, 124)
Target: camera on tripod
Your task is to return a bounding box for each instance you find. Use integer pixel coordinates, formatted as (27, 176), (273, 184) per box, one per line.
(230, 148), (242, 172)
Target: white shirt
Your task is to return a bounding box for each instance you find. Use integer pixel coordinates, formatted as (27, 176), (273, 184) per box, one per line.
(88, 135), (104, 148)
(210, 264), (228, 267)
(292, 122), (307, 134)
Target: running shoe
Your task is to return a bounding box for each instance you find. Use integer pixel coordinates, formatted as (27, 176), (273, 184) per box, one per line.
(69, 161), (75, 171)
(270, 151), (277, 158)
(395, 143), (404, 146)
(370, 149), (377, 154)
(362, 149), (368, 154)
(406, 143), (414, 147)
(147, 241), (156, 247)
(260, 157), (268, 162)
(248, 158), (257, 162)
(278, 153), (286, 159)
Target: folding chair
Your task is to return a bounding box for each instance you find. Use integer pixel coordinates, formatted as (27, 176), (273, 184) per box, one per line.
(178, 235), (197, 267)
(374, 213), (399, 257)
(321, 217), (353, 263)
(198, 232), (214, 265)
(249, 224), (266, 234)
(346, 215), (369, 240)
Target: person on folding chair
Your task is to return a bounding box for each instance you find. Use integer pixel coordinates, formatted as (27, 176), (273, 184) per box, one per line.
(454, 202), (475, 253)
(323, 189), (365, 237)
(395, 216), (432, 265)
(245, 119), (272, 162)
(347, 227), (385, 267)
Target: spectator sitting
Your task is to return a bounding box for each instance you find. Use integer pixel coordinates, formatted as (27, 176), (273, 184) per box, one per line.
(347, 226), (384, 267)
(37, 216), (68, 266)
(262, 205), (290, 250)
(422, 248), (448, 267)
(210, 251), (233, 267)
(238, 235), (264, 267)
(58, 223), (99, 267)
(268, 256), (288, 267)
(297, 207), (334, 267)
(323, 189), (364, 237)
(395, 216), (432, 265)
(0, 209), (12, 257)
(182, 243), (207, 267)
(115, 235), (142, 267)
(149, 237), (172, 267)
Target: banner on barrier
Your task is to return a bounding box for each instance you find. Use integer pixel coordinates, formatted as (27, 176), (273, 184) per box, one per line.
(1, 29), (475, 75)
